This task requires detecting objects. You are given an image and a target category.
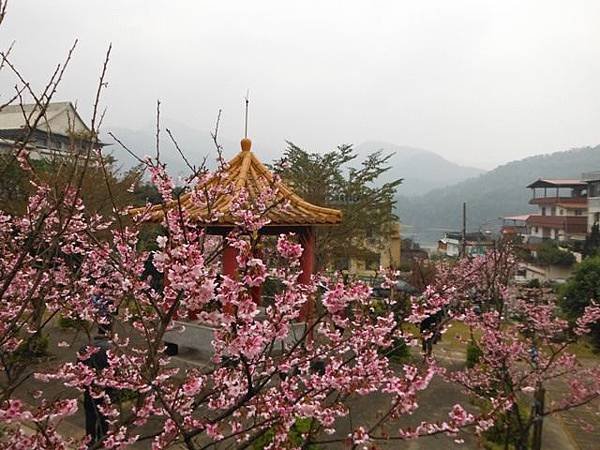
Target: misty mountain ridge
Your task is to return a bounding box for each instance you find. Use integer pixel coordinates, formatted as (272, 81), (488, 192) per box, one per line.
(354, 141), (486, 195)
(103, 119), (236, 176)
(397, 145), (600, 245)
(103, 125), (483, 197)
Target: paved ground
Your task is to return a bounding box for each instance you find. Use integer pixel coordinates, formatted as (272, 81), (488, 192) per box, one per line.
(8, 319), (599, 449)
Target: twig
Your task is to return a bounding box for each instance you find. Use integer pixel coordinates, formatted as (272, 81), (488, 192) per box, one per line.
(210, 108), (226, 168)
(155, 99), (161, 161)
(108, 132), (147, 166)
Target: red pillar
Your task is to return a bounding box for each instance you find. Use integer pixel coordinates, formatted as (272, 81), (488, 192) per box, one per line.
(250, 245), (263, 305)
(222, 241), (238, 315)
(222, 242), (238, 278)
(298, 227), (315, 321)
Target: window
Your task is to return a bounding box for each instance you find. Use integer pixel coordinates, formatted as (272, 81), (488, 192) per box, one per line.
(559, 208), (564, 215)
(365, 255), (380, 271)
(589, 182), (600, 198)
(541, 207), (546, 216)
(575, 210), (583, 216)
(551, 207), (556, 216)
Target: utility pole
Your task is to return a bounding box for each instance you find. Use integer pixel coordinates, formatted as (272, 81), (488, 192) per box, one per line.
(529, 342), (545, 450)
(461, 202), (467, 258)
(531, 384), (546, 450)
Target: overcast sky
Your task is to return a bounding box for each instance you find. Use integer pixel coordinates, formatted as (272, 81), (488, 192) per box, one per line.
(1, 0), (600, 169)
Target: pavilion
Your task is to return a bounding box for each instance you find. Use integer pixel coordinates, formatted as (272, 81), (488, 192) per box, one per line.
(134, 138), (342, 319)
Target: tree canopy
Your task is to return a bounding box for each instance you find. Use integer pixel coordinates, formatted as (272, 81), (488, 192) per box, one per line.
(560, 255), (600, 348)
(272, 142), (403, 269)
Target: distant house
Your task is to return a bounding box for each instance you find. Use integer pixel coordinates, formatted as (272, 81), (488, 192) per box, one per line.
(0, 102), (104, 157)
(501, 215), (530, 240)
(338, 221), (402, 276)
(524, 179), (587, 243)
(514, 262), (573, 284)
(582, 171), (600, 232)
(437, 231), (494, 257)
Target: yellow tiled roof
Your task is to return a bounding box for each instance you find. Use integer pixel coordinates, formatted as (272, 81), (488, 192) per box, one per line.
(132, 139), (342, 226)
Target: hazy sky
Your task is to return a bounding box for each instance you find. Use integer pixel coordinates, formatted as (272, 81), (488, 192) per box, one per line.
(1, 0), (600, 169)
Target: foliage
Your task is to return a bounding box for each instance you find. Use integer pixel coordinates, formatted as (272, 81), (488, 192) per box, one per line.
(560, 255), (600, 348)
(57, 315), (90, 331)
(409, 245), (600, 450)
(466, 340), (482, 368)
(1, 15), (598, 448)
(583, 223), (600, 258)
(534, 240), (576, 267)
(482, 403), (531, 450)
(252, 418), (319, 450)
(12, 334), (49, 360)
(272, 142), (402, 269)
(0, 136), (441, 448)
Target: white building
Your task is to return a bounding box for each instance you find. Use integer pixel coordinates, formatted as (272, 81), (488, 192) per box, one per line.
(524, 179), (587, 243)
(0, 102), (103, 157)
(582, 171), (600, 232)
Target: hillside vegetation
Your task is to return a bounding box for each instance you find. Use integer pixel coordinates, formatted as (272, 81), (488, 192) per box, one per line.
(397, 145), (600, 240)
(355, 141), (484, 195)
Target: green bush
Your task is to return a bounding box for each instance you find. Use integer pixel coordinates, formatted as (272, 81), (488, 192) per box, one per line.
(57, 315), (89, 330)
(482, 404), (530, 450)
(387, 337), (411, 362)
(535, 241), (576, 267)
(252, 418), (320, 449)
(12, 333), (50, 361)
(466, 341), (483, 368)
(559, 255), (600, 349)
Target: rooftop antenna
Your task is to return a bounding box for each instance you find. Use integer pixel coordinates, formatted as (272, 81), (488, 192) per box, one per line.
(244, 89), (250, 139)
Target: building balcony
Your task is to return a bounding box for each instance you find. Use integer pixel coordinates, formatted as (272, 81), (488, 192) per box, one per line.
(528, 196), (587, 206)
(526, 215), (587, 234)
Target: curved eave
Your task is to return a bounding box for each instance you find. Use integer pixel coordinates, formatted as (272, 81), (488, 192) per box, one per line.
(128, 149), (342, 226)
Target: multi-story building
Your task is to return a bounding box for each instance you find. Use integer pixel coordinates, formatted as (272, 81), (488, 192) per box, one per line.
(0, 102), (103, 157)
(582, 171), (600, 231)
(525, 179), (587, 243)
(346, 221), (402, 275)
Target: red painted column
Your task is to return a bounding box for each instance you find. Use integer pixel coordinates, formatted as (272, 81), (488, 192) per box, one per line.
(298, 226), (315, 321)
(250, 246), (263, 305)
(222, 240), (238, 315)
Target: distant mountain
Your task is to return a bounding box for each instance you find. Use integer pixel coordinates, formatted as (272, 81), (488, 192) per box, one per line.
(354, 141), (485, 195)
(103, 119), (236, 176)
(397, 145), (600, 245)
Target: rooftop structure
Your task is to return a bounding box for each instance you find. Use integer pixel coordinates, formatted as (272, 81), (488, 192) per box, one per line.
(0, 102), (104, 156)
(139, 138), (342, 227)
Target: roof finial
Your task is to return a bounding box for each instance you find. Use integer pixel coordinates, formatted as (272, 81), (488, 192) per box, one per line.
(244, 89), (249, 139)
(241, 89), (252, 152)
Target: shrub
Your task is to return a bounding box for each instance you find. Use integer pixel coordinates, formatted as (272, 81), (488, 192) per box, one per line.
(466, 341), (483, 368)
(535, 241), (576, 267)
(57, 315), (89, 331)
(559, 256), (600, 349)
(387, 337), (411, 362)
(12, 334), (50, 361)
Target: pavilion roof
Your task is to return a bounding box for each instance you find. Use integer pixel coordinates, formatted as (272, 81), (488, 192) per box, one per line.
(134, 138), (342, 227)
